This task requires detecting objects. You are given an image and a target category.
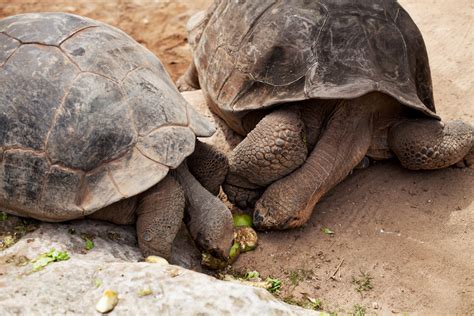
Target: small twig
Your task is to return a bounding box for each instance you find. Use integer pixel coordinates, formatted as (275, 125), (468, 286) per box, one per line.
(329, 258), (344, 280)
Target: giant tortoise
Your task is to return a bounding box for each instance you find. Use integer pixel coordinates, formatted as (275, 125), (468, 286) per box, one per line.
(178, 0), (474, 230)
(0, 13), (234, 259)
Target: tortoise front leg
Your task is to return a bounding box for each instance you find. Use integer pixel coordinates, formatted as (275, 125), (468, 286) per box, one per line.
(388, 119), (473, 169)
(87, 181), (183, 260)
(136, 174), (185, 259)
(253, 96), (374, 230)
(223, 108), (309, 208)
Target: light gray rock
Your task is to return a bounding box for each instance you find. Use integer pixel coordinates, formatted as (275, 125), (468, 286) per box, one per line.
(0, 220), (317, 315)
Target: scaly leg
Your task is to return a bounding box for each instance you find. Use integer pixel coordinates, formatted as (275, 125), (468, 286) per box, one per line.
(223, 108), (309, 208)
(253, 95), (376, 230)
(388, 119), (473, 170)
(136, 174), (185, 259)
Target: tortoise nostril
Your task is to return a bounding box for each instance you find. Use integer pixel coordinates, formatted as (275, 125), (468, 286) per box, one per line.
(253, 212), (263, 224)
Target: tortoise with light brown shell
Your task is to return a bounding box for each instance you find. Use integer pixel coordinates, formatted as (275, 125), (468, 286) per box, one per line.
(179, 0), (474, 230)
(0, 12), (233, 260)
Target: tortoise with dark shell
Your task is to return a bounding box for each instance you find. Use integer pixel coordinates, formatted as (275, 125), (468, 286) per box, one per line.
(0, 13), (234, 260)
(179, 0), (474, 230)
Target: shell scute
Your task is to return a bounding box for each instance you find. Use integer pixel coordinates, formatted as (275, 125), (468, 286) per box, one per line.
(0, 13), (214, 219)
(0, 13), (95, 45)
(193, 0), (437, 123)
(0, 33), (20, 65)
(61, 26), (147, 82)
(0, 44), (79, 150)
(0, 150), (49, 210)
(46, 73), (136, 171)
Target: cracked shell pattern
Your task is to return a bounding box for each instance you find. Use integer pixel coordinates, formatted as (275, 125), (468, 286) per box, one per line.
(0, 13), (212, 220)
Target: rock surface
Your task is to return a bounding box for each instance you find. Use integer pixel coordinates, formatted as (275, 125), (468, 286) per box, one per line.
(0, 220), (317, 315)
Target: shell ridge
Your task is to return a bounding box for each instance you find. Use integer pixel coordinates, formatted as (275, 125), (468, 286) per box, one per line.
(106, 169), (127, 198)
(1, 12), (210, 217)
(0, 44), (20, 68)
(58, 25), (98, 46)
(44, 72), (82, 154)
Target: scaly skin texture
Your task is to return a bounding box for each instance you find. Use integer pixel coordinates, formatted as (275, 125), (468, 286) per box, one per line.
(136, 175), (185, 258)
(179, 1), (474, 231)
(224, 92), (474, 230)
(174, 163), (234, 259)
(224, 108), (308, 208)
(464, 147), (474, 167)
(87, 197), (138, 225)
(187, 140), (229, 195)
(87, 142), (232, 260)
(253, 97), (373, 229)
(389, 120), (473, 170)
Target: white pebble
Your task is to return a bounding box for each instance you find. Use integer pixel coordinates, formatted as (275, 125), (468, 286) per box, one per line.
(96, 290), (119, 314)
(145, 256), (168, 264)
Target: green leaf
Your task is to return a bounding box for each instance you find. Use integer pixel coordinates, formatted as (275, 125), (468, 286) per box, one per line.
(85, 238), (95, 251)
(244, 270), (260, 280)
(30, 248), (70, 272)
(321, 227), (334, 235)
(32, 256), (55, 272)
(50, 249), (70, 261)
(229, 242), (240, 260)
(0, 211), (8, 221)
(233, 214), (253, 227)
(353, 304), (366, 316)
(307, 297), (322, 310)
(266, 277), (282, 293)
(1, 235), (15, 248)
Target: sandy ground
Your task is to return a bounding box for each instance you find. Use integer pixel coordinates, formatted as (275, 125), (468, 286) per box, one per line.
(0, 0), (473, 314)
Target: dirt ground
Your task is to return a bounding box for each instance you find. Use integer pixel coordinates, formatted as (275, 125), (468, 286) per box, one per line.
(0, 0), (472, 314)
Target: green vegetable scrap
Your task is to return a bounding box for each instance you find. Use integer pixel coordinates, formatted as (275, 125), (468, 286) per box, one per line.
(266, 277), (282, 293)
(201, 253), (228, 270)
(234, 226), (258, 252)
(80, 233), (96, 251)
(1, 235), (15, 249)
(229, 242), (240, 262)
(283, 295), (323, 311)
(232, 213), (253, 227)
(202, 241), (241, 270)
(30, 248), (70, 272)
(244, 270), (260, 280)
(85, 238), (95, 251)
(306, 297), (323, 310)
(223, 272), (282, 294)
(321, 227), (335, 235)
